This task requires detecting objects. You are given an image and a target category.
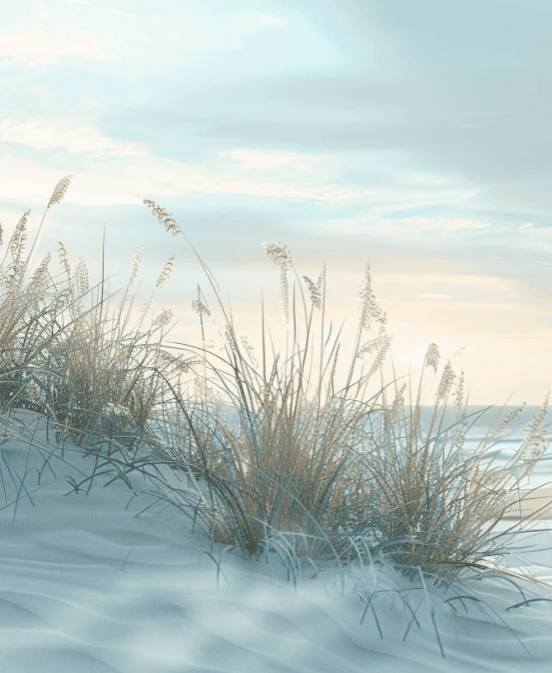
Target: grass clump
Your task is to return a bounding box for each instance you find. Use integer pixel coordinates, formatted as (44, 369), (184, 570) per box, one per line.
(140, 200), (551, 602)
(0, 179), (195, 462)
(140, 205), (390, 569)
(36, 241), (187, 452)
(344, 361), (550, 584)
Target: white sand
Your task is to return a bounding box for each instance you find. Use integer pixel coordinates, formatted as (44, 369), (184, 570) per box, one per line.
(1, 409), (552, 672)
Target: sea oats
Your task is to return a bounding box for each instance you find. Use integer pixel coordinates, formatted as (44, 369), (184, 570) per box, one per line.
(143, 199), (182, 236)
(0, 214), (29, 294)
(359, 262), (387, 331)
(116, 246), (145, 327)
(28, 252), (52, 306)
(240, 335), (258, 368)
(391, 383), (407, 420)
(424, 343), (440, 373)
(366, 330), (391, 379)
(262, 241), (293, 269)
(30, 252), (51, 286)
(155, 255), (175, 289)
(18, 176), (74, 285)
(526, 390), (549, 438)
(436, 360), (455, 400)
(485, 404), (526, 446)
(152, 308), (173, 329)
(158, 348), (197, 375)
(512, 430), (549, 484)
(224, 323), (238, 353)
(262, 242), (292, 322)
(357, 325), (390, 361)
(9, 212), (28, 266)
(191, 298), (211, 317)
(303, 272), (323, 310)
(527, 433), (549, 462)
(139, 256), (176, 319)
(453, 369), (465, 408)
(47, 175), (73, 208)
(57, 242), (72, 283)
(128, 246), (144, 288)
(511, 392), (550, 479)
(75, 257), (89, 297)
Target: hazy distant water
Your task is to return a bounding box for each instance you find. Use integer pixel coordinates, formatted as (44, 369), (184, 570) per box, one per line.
(434, 405), (552, 488)
(152, 403), (552, 488)
(417, 405), (549, 436)
(395, 405), (551, 489)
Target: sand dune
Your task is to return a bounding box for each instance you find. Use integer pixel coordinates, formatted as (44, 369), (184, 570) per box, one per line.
(1, 409), (552, 673)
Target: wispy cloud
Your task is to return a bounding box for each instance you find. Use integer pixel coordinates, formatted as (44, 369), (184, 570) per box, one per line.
(0, 25), (115, 66)
(321, 210), (487, 240)
(0, 150), (361, 208)
(419, 294), (454, 300)
(519, 221), (552, 234)
(217, 149), (312, 172)
(241, 12), (289, 29)
(0, 119), (148, 159)
(410, 216), (491, 233)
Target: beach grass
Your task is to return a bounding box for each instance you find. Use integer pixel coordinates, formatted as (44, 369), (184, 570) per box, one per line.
(1, 177), (551, 658)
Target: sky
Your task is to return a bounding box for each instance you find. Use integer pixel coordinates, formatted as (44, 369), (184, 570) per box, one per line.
(0, 0), (551, 406)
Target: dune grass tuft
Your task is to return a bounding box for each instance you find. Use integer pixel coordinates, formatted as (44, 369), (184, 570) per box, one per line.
(0, 180), (194, 459)
(139, 201), (551, 591)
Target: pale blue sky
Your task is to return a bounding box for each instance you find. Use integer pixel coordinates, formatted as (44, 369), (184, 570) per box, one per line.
(1, 0), (551, 405)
